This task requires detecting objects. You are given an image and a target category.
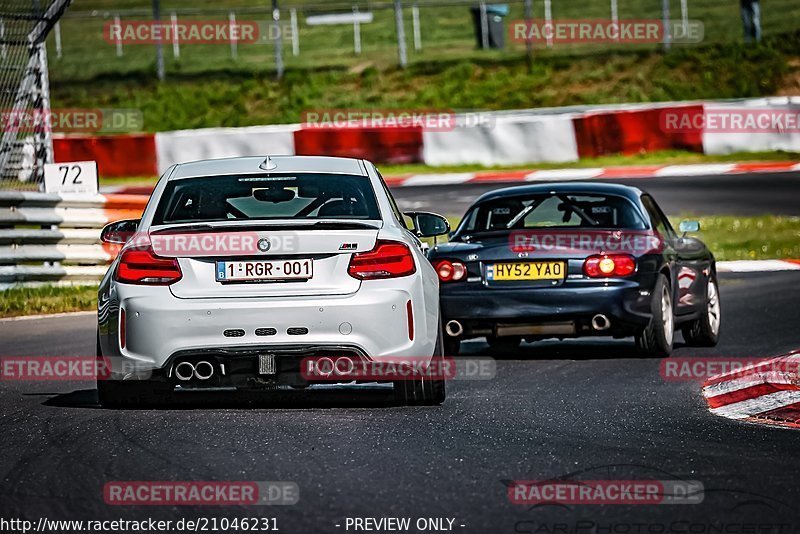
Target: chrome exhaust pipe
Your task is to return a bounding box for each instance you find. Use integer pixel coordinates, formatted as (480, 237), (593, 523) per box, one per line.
(591, 314), (611, 331)
(193, 361), (214, 381)
(174, 362), (195, 381)
(445, 320), (464, 337)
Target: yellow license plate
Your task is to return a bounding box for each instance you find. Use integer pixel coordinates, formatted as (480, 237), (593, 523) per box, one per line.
(487, 262), (565, 281)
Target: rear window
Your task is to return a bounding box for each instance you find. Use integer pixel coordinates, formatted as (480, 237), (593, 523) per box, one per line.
(152, 173), (381, 225)
(459, 193), (647, 234)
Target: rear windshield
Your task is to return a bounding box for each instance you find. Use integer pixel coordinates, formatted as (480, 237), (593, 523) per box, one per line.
(152, 173), (381, 225)
(459, 193), (647, 234)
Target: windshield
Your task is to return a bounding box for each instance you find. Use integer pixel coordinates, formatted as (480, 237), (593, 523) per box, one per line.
(152, 173), (381, 225)
(458, 193), (647, 235)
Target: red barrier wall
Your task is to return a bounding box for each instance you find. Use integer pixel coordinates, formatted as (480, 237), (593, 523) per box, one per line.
(293, 127), (423, 164)
(572, 106), (704, 159)
(53, 134), (157, 177)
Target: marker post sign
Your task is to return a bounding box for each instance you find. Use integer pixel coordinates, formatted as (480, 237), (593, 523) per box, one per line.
(43, 161), (99, 195)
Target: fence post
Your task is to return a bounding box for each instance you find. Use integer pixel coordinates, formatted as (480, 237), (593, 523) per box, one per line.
(523, 0), (533, 67)
(54, 20), (62, 58)
(272, 0), (284, 79)
(479, 1), (489, 49)
(662, 0), (671, 50)
(544, 0), (553, 48)
(393, 0), (408, 68)
(0, 18), (5, 61)
(353, 6), (362, 55)
(412, 4), (421, 51)
(610, 0), (619, 42)
(290, 8), (299, 56)
(680, 0), (688, 34)
(152, 0), (165, 81)
(170, 12), (179, 59)
(229, 12), (238, 59)
(114, 14), (123, 57)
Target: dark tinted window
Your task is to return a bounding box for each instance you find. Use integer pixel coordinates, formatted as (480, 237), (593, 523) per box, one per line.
(459, 193), (647, 234)
(153, 173), (380, 225)
(641, 195), (676, 239)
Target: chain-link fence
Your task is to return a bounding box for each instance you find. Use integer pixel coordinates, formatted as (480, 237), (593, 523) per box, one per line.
(46, 0), (800, 83)
(0, 0), (71, 190)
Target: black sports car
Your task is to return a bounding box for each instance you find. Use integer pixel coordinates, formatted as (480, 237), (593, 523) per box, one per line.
(428, 183), (721, 356)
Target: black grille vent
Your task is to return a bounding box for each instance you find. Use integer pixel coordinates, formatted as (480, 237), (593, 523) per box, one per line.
(287, 327), (309, 336)
(255, 327), (277, 336)
(223, 329), (245, 338)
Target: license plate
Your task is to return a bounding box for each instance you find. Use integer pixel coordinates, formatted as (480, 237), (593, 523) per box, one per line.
(258, 354), (276, 375)
(487, 261), (565, 281)
(216, 259), (313, 282)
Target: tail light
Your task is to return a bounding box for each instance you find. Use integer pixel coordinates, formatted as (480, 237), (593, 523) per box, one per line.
(348, 240), (416, 280)
(432, 259), (467, 282)
(583, 254), (636, 278)
(115, 244), (183, 285)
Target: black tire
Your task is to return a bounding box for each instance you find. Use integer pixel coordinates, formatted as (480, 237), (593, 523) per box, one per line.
(635, 274), (674, 357)
(394, 321), (447, 405)
(486, 335), (522, 353)
(682, 274), (721, 347)
(96, 332), (173, 408)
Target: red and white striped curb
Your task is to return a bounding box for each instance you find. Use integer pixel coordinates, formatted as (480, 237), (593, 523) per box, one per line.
(702, 351), (800, 428)
(383, 161), (800, 187)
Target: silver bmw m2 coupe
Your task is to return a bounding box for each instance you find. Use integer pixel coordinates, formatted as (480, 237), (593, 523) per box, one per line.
(96, 156), (450, 406)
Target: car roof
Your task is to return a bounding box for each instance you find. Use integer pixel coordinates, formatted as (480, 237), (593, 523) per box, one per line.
(169, 155), (367, 179)
(473, 182), (643, 204)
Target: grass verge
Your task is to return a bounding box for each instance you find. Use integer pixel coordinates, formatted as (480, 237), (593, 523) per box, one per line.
(0, 285), (97, 319)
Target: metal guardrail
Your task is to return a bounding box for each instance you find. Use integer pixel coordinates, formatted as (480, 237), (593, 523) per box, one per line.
(0, 191), (146, 287)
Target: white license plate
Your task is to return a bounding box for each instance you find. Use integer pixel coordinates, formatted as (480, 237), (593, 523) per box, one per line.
(216, 259), (313, 282)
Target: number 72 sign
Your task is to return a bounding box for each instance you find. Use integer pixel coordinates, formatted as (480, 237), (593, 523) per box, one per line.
(44, 161), (99, 195)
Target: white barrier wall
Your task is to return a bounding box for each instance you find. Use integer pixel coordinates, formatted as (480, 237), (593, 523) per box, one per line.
(154, 124), (298, 174)
(703, 98), (800, 155)
(421, 114), (579, 166)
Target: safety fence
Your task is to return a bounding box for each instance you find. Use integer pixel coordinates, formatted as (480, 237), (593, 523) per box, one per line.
(48, 97), (800, 178)
(0, 192), (146, 287)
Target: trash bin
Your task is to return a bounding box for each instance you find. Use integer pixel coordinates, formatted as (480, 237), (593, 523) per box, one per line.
(469, 4), (509, 49)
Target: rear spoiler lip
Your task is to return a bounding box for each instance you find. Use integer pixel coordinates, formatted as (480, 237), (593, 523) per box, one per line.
(149, 219), (383, 234)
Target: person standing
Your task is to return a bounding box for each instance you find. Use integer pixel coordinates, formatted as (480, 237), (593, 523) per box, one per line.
(740, 0), (762, 44)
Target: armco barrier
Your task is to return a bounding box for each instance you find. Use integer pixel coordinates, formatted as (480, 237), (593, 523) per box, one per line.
(572, 104), (704, 159)
(53, 133), (158, 178)
(154, 125), (299, 175)
(0, 192), (147, 287)
(293, 126), (423, 164)
(51, 97), (800, 174)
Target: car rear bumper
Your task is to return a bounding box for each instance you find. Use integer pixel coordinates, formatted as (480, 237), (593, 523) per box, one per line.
(101, 277), (436, 374)
(440, 278), (654, 338)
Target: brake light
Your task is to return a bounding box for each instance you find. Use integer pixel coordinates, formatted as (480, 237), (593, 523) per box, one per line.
(433, 260), (467, 282)
(583, 254), (636, 278)
(116, 245), (183, 285)
(347, 240), (416, 279)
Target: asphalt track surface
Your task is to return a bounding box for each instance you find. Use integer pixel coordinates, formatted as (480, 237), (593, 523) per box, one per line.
(392, 171), (800, 217)
(2, 172), (800, 533)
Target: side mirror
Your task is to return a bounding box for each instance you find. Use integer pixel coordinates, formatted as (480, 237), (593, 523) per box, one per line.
(405, 211), (450, 238)
(100, 219), (140, 244)
(678, 220), (700, 235)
